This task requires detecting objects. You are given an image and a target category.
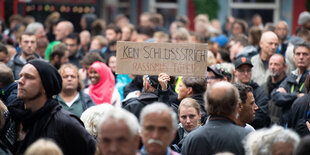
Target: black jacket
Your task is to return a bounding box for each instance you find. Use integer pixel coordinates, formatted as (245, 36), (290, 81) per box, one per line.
(289, 94), (310, 137)
(0, 82), (17, 106)
(6, 99), (96, 155)
(123, 92), (158, 120)
(271, 70), (308, 126)
(248, 81), (270, 129)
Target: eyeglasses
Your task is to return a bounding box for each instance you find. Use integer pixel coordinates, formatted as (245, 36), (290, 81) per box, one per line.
(237, 69), (252, 73)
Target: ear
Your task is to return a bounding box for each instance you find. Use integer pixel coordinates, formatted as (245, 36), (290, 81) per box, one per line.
(238, 102), (243, 112)
(187, 87), (193, 96)
(259, 40), (263, 48)
(133, 134), (140, 150)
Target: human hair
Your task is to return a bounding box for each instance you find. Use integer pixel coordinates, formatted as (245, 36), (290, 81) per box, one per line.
(81, 13), (97, 31)
(80, 52), (105, 66)
(106, 24), (122, 34)
(194, 14), (209, 24)
(81, 104), (114, 137)
(293, 41), (310, 54)
(137, 26), (154, 37)
(98, 107), (139, 138)
(176, 15), (190, 27)
(20, 31), (36, 43)
(140, 102), (178, 132)
(305, 74), (310, 93)
(0, 43), (8, 55)
(58, 63), (84, 91)
(296, 29), (310, 42)
(205, 81), (240, 115)
(91, 35), (108, 48)
(271, 53), (286, 66)
(295, 135), (310, 155)
(234, 83), (253, 105)
(50, 43), (67, 61)
(65, 33), (80, 44)
(149, 13), (163, 26)
(0, 63), (14, 86)
(25, 22), (44, 34)
(243, 125), (300, 155)
(9, 14), (22, 24)
(91, 19), (106, 36)
(173, 27), (191, 42)
(248, 26), (262, 47)
(24, 138), (63, 155)
(0, 100), (7, 128)
(182, 77), (206, 94)
(231, 19), (248, 34)
(178, 98), (201, 115)
(153, 31), (169, 43)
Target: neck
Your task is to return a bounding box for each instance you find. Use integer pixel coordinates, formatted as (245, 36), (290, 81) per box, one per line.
(260, 52), (270, 61)
(271, 73), (286, 83)
(298, 68), (306, 75)
(24, 95), (47, 112)
(60, 90), (78, 101)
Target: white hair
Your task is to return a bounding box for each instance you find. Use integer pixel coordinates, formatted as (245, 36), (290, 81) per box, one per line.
(97, 108), (140, 138)
(25, 22), (44, 34)
(243, 125), (300, 155)
(140, 102), (178, 132)
(80, 104), (114, 137)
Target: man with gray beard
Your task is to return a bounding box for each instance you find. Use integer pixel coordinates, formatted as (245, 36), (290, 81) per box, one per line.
(261, 54), (287, 124)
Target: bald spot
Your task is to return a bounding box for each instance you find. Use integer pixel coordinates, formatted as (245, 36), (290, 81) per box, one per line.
(260, 31), (278, 42)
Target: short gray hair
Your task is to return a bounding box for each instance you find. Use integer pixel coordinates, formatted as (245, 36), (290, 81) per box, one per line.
(140, 102), (178, 132)
(80, 104), (114, 137)
(243, 125), (300, 155)
(25, 22), (44, 34)
(97, 108), (140, 138)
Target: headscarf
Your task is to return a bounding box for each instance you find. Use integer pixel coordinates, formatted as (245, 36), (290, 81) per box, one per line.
(28, 59), (62, 98)
(88, 61), (115, 104)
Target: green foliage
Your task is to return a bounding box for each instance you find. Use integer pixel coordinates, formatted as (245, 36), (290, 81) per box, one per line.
(193, 0), (219, 20)
(307, 0), (310, 12)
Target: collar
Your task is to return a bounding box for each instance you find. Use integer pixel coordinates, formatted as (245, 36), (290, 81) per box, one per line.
(140, 146), (171, 155)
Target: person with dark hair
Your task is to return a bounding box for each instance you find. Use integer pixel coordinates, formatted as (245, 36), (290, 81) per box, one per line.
(289, 73), (310, 137)
(80, 13), (97, 32)
(123, 75), (143, 100)
(231, 19), (248, 37)
(0, 63), (17, 105)
(64, 33), (82, 68)
(136, 26), (155, 42)
(123, 75), (160, 119)
(49, 43), (69, 69)
(206, 64), (232, 89)
(182, 81), (250, 155)
(79, 52), (105, 88)
(102, 24), (122, 60)
(0, 43), (9, 64)
(234, 83), (258, 131)
(8, 32), (41, 79)
(272, 42), (310, 127)
(4, 59), (96, 154)
(228, 34), (258, 62)
(57, 63), (95, 118)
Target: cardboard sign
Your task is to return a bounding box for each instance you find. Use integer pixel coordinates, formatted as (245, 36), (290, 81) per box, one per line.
(116, 41), (208, 76)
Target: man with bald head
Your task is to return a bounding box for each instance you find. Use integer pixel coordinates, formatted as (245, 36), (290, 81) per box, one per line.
(275, 21), (289, 55)
(182, 81), (250, 155)
(251, 31), (279, 86)
(45, 21), (74, 60)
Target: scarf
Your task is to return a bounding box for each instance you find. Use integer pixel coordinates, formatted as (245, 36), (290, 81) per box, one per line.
(88, 61), (115, 104)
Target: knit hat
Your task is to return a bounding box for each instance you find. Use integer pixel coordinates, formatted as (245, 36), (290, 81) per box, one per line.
(28, 59), (62, 98)
(298, 11), (310, 25)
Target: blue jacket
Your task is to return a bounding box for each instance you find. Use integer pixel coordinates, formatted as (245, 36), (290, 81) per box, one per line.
(0, 82), (17, 105)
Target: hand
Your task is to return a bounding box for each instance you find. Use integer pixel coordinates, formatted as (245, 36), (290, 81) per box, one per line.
(158, 73), (170, 91)
(79, 68), (87, 81)
(276, 87), (287, 93)
(306, 121), (310, 132)
(297, 93), (305, 98)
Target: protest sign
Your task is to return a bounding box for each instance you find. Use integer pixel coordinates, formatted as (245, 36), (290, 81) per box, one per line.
(116, 41), (208, 76)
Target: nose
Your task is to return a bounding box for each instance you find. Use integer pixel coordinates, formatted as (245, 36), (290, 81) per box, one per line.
(151, 129), (160, 139)
(253, 103), (258, 111)
(186, 117), (191, 123)
(109, 141), (117, 153)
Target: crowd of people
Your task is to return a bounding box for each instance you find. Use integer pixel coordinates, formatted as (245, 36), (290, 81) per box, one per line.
(0, 9), (310, 155)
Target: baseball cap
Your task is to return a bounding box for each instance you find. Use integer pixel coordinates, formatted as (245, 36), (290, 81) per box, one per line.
(210, 34), (228, 47)
(234, 57), (253, 69)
